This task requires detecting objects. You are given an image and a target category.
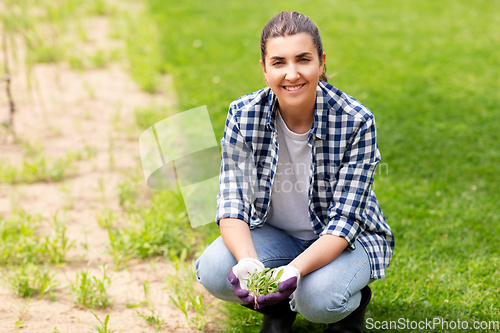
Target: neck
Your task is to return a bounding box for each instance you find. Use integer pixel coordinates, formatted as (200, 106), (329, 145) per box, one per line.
(279, 106), (314, 134)
(278, 87), (316, 134)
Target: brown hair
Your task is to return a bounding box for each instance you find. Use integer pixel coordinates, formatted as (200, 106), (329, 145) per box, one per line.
(260, 11), (328, 82)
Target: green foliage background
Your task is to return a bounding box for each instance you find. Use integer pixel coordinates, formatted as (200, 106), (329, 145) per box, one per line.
(143, 0), (499, 331)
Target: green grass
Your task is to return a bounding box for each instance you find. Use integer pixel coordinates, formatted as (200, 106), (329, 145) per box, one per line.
(142, 0), (500, 331)
(69, 264), (112, 309)
(108, 3), (165, 93)
(0, 140), (92, 185)
(0, 210), (74, 266)
(106, 190), (198, 268)
(0, 0), (122, 92)
(4, 263), (58, 299)
(220, 303), (327, 333)
(164, 249), (207, 330)
(0, 210), (71, 300)
(1, 0), (81, 72)
(1, 0), (497, 330)
(0, 149), (86, 185)
(136, 309), (165, 331)
(134, 103), (176, 130)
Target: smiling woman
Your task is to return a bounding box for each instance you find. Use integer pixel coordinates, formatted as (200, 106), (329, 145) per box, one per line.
(195, 11), (394, 333)
(260, 33), (325, 134)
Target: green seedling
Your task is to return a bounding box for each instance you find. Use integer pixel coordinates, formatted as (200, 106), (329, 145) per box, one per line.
(89, 49), (109, 69)
(90, 312), (114, 333)
(245, 268), (283, 305)
(70, 264), (112, 308)
(42, 214), (76, 265)
(6, 263), (58, 298)
(0, 210), (73, 266)
(125, 280), (150, 308)
(136, 309), (165, 331)
(107, 189), (193, 263)
(0, 149), (83, 185)
(165, 250), (208, 329)
(96, 208), (115, 230)
(13, 301), (30, 329)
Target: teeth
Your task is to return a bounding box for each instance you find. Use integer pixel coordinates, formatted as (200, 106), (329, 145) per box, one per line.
(285, 84), (303, 91)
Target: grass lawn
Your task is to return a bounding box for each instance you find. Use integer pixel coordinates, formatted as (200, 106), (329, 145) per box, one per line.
(145, 0), (500, 331)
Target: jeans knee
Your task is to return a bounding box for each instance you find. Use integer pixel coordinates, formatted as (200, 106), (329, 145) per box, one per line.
(194, 257), (202, 283)
(195, 240), (239, 303)
(196, 254), (227, 292)
(297, 296), (347, 323)
(292, 289), (360, 323)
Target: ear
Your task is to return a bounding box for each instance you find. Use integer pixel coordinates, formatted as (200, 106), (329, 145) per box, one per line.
(319, 52), (326, 73)
(260, 59), (268, 83)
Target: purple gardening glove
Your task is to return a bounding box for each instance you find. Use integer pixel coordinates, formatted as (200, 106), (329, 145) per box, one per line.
(228, 258), (265, 303)
(254, 265), (301, 310)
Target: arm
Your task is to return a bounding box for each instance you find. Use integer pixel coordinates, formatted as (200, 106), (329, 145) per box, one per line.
(220, 218), (258, 261)
(289, 234), (348, 276)
(216, 102), (257, 230)
(322, 115), (380, 250)
(217, 105), (260, 261)
(222, 218), (264, 305)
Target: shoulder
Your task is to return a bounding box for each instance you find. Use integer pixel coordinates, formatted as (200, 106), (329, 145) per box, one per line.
(228, 86), (272, 119)
(224, 87), (273, 140)
(318, 81), (374, 123)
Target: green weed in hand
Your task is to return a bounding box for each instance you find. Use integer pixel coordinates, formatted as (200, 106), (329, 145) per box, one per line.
(245, 268), (283, 306)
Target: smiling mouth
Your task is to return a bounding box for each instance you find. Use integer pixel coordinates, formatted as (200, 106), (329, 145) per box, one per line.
(283, 84), (305, 91)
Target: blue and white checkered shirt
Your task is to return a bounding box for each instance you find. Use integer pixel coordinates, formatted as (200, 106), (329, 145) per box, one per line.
(216, 81), (395, 279)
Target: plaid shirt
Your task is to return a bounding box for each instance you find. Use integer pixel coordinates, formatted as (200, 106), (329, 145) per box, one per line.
(216, 81), (394, 279)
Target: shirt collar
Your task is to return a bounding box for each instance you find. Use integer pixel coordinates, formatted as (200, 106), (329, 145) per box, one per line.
(265, 82), (331, 140)
(266, 89), (279, 133)
(311, 82), (330, 141)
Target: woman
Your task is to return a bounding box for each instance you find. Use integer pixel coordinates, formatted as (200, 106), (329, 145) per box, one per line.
(196, 11), (395, 333)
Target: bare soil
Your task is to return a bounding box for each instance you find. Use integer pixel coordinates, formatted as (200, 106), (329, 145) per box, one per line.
(0, 14), (216, 333)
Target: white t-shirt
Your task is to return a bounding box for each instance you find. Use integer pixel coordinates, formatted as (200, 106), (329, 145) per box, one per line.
(266, 111), (318, 240)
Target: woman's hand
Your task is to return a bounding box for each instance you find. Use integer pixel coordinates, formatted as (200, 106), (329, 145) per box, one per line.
(228, 258), (265, 303)
(254, 265), (300, 309)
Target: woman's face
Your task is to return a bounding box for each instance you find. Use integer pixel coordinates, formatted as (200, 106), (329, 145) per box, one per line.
(261, 32), (325, 114)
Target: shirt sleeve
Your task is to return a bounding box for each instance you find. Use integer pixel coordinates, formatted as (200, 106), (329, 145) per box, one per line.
(215, 104), (256, 226)
(320, 115), (381, 250)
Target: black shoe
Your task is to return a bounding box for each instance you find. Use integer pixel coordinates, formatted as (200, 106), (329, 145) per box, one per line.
(323, 285), (372, 333)
(242, 299), (297, 333)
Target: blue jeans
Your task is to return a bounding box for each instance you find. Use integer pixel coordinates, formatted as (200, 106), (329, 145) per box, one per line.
(195, 224), (372, 323)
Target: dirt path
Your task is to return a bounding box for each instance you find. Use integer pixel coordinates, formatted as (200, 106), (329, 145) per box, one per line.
(0, 13), (208, 333)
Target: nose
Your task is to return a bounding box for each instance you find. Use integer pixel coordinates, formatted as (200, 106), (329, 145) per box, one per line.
(285, 64), (300, 82)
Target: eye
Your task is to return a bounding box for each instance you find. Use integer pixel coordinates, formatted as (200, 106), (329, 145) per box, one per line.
(272, 61), (284, 66)
(299, 58), (311, 62)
